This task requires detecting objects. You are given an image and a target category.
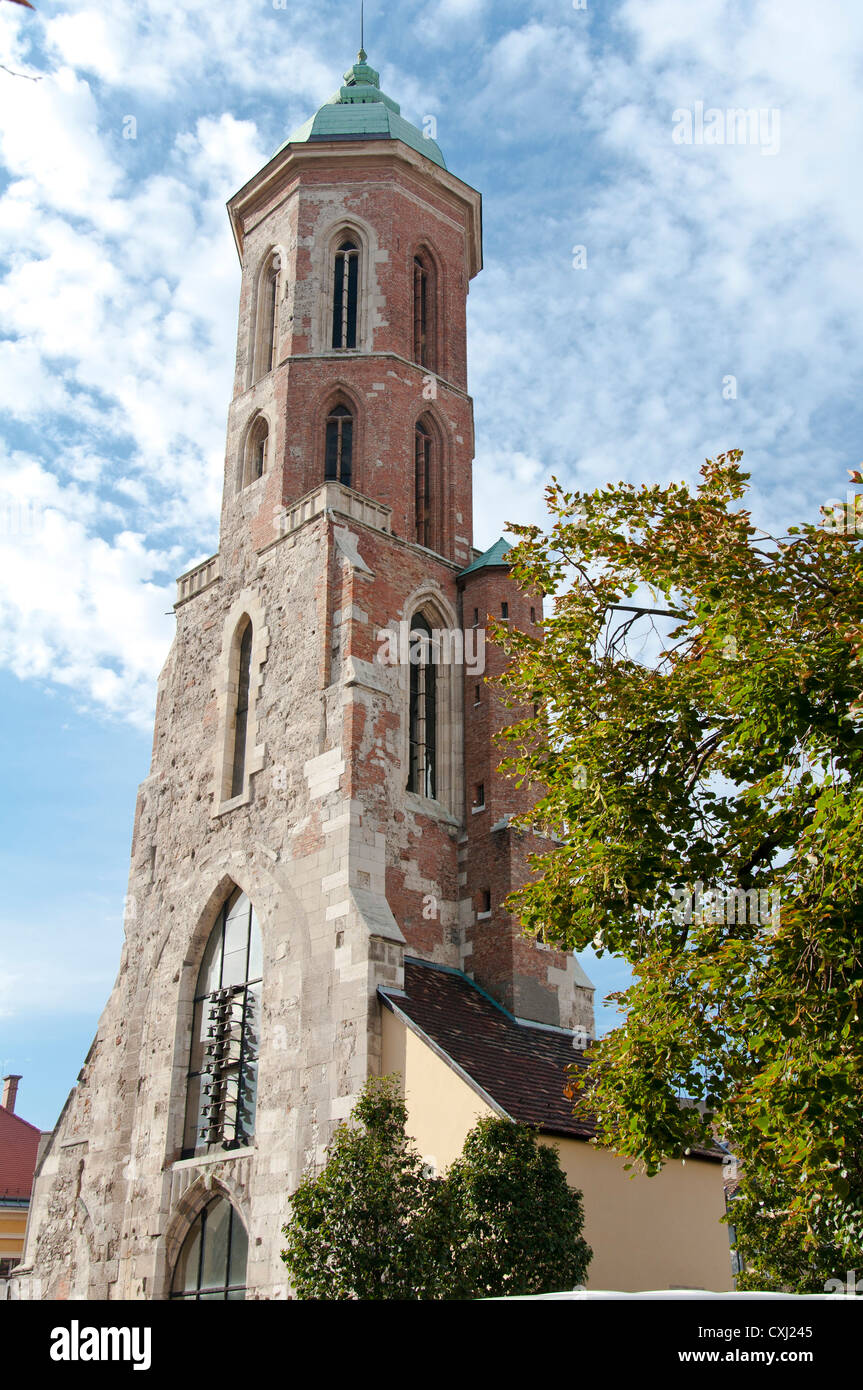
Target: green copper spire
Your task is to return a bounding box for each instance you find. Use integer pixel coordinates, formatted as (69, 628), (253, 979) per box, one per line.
(282, 51), (447, 169)
(336, 51), (397, 108)
(343, 50), (381, 91)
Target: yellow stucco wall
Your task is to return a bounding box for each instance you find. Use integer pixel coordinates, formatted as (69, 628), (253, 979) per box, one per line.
(0, 1207), (28, 1266)
(381, 1007), (734, 1293)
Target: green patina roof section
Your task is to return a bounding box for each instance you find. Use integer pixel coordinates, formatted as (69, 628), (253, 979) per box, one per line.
(282, 51), (446, 169)
(459, 537), (513, 576)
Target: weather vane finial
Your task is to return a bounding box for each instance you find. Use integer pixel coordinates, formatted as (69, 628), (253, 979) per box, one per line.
(359, 0), (366, 60)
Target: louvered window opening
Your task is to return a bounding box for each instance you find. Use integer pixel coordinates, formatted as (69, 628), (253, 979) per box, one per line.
(325, 405), (353, 486)
(415, 422), (432, 547)
(230, 622), (253, 798)
(413, 256), (435, 370)
(332, 241), (359, 349)
(408, 616), (437, 800)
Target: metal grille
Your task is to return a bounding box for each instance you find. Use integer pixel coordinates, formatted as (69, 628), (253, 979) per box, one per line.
(182, 892), (262, 1159)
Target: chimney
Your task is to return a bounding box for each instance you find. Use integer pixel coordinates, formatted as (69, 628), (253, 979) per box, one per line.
(2, 1075), (21, 1113)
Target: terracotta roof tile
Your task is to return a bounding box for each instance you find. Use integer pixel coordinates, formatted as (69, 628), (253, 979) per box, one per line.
(0, 1105), (41, 1201)
(380, 958), (721, 1161)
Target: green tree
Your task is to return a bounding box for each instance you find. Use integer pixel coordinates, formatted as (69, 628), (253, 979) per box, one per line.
(445, 1117), (591, 1298)
(729, 1161), (855, 1294)
(494, 453), (863, 1286)
(280, 1074), (445, 1300)
(281, 1079), (592, 1299)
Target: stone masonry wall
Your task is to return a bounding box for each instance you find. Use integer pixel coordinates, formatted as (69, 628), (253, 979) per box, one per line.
(14, 125), (594, 1303)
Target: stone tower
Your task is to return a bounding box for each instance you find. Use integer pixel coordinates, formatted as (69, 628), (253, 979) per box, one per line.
(15, 53), (594, 1301)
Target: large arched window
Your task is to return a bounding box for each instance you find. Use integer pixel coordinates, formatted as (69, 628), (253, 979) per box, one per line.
(331, 239), (359, 349)
(407, 615), (437, 800)
(413, 252), (437, 371)
(324, 403), (353, 487)
(171, 1197), (248, 1300)
(252, 252), (281, 382)
(182, 889), (262, 1157)
(230, 620), (253, 798)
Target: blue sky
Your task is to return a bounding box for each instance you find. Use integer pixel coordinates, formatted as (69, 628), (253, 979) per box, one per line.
(1, 0), (861, 1129)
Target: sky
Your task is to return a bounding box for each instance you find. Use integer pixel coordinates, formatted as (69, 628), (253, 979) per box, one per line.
(1, 0), (862, 1129)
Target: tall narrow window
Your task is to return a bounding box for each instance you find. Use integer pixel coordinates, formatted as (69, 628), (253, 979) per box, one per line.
(332, 240), (359, 349)
(407, 615), (437, 800)
(252, 430), (266, 481)
(324, 404), (353, 487)
(231, 621), (253, 798)
(413, 254), (436, 370)
(415, 421), (432, 547)
(182, 890), (263, 1158)
(242, 417), (268, 488)
(262, 263), (278, 371)
(171, 1198), (249, 1300)
(252, 252), (281, 382)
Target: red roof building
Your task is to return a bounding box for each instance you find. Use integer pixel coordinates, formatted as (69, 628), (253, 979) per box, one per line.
(0, 1076), (42, 1279)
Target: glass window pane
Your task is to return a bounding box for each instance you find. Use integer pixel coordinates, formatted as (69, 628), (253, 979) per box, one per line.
(199, 1199), (231, 1291)
(237, 982), (260, 1143)
(172, 1224), (202, 1295)
(222, 903), (249, 987)
(225, 890), (249, 924)
(228, 1210), (249, 1289)
(196, 919), (223, 997)
(222, 948), (248, 989)
(183, 1072), (204, 1154)
(188, 998), (207, 1073)
(247, 909), (262, 980)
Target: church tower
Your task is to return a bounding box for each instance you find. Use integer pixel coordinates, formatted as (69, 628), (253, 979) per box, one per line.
(15, 54), (595, 1301)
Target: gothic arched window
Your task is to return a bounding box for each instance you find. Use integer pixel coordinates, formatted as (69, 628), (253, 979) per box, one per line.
(324, 404), (353, 487)
(407, 614), (437, 800)
(415, 419), (433, 549)
(230, 620), (253, 798)
(171, 1197), (249, 1300)
(182, 889), (262, 1158)
(332, 239), (359, 350)
(413, 252), (437, 371)
(252, 252), (281, 382)
(241, 417), (268, 489)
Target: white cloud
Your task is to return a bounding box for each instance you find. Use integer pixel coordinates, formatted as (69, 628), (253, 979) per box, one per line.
(0, 451), (177, 727)
(1, 0), (862, 730)
(465, 0), (863, 542)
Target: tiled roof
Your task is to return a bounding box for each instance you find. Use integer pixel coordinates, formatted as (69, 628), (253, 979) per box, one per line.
(458, 537), (512, 577)
(380, 957), (721, 1160)
(0, 1104), (41, 1201)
